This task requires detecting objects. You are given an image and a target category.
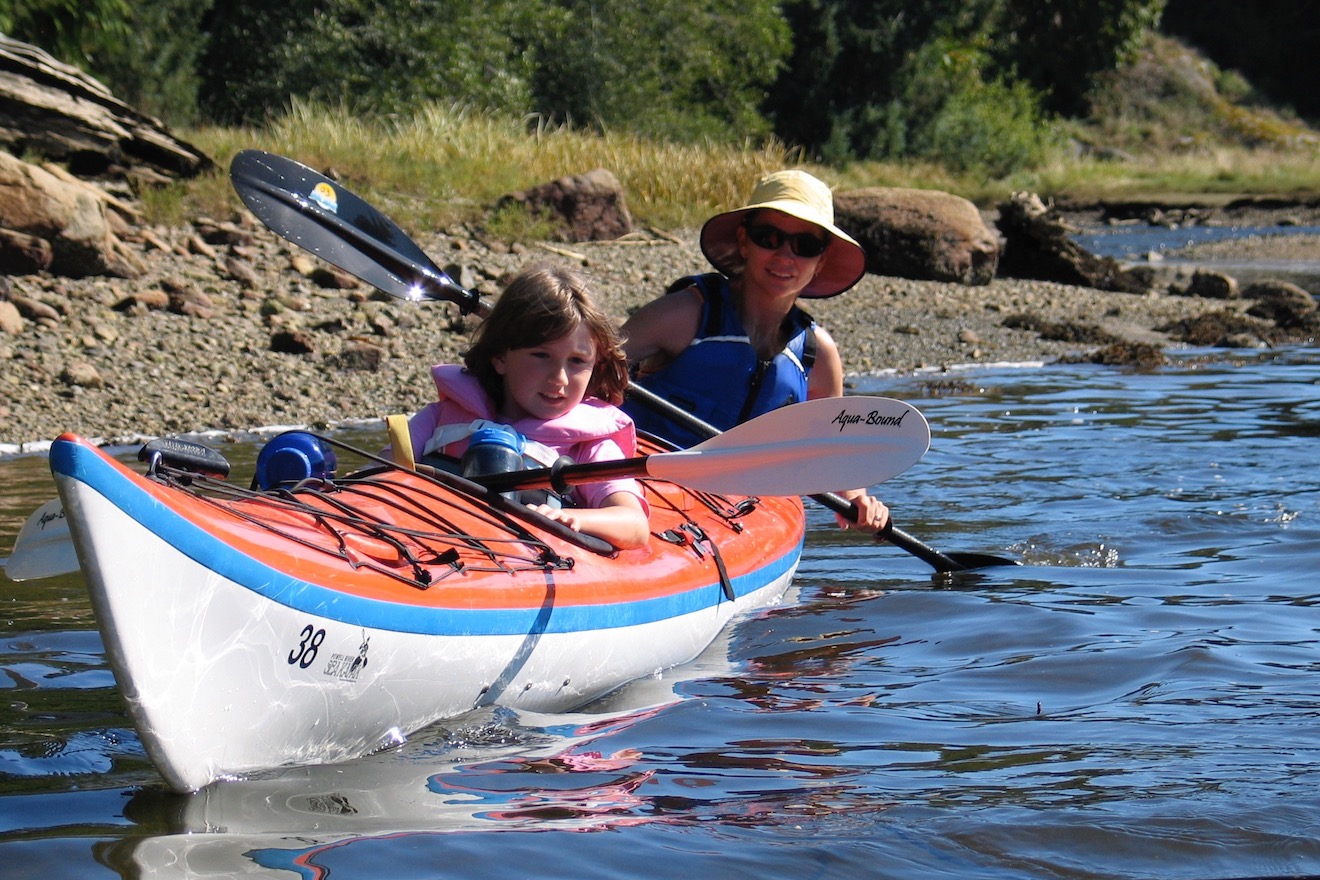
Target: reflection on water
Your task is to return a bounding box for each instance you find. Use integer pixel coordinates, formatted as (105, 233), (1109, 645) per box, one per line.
(5, 348), (1320, 878)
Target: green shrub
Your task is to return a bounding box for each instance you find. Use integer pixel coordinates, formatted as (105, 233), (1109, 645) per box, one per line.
(922, 78), (1061, 178)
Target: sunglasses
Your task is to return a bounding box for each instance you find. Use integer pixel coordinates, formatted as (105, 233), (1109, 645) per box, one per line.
(744, 223), (829, 258)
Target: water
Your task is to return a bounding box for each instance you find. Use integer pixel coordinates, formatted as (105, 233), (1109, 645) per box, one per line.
(1072, 223), (1320, 292)
(4, 343), (1320, 878)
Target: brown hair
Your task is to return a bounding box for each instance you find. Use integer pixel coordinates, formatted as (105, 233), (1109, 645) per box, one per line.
(464, 264), (630, 407)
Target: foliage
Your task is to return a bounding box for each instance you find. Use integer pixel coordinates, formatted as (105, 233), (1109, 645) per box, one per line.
(1, 0), (210, 126)
(1080, 35), (1319, 153)
(1161, 0), (1320, 124)
(90, 0), (213, 125)
(7, 0), (1316, 183)
(993, 0), (1167, 117)
(899, 36), (1061, 178)
(198, 0), (545, 125)
(767, 2), (1065, 176)
(529, 0), (789, 142)
(195, 0), (787, 143)
(0, 0), (131, 67)
(765, 0), (978, 161)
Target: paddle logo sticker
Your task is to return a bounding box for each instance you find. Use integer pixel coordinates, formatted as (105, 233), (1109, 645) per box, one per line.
(36, 506), (66, 530)
(309, 182), (339, 214)
(830, 406), (912, 431)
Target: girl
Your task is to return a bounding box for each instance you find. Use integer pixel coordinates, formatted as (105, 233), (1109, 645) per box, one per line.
(404, 264), (650, 549)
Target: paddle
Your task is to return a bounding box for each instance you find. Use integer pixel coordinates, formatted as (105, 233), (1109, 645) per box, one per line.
(229, 150), (491, 316)
(3, 498), (77, 582)
(228, 151), (1016, 572)
(625, 383), (1018, 573)
(478, 394), (930, 497)
(3, 437), (236, 582)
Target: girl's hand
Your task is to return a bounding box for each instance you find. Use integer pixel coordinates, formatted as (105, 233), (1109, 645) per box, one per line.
(528, 503), (582, 531)
(526, 493), (649, 550)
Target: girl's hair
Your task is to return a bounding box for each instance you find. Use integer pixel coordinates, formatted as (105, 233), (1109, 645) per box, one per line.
(464, 264), (630, 407)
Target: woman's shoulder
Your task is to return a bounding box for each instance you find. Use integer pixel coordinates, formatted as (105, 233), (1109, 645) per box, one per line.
(628, 283), (704, 322)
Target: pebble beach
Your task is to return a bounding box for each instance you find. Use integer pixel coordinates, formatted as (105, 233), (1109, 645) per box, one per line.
(1, 218), (1316, 453)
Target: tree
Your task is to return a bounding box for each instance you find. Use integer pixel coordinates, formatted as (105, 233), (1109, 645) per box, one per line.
(198, 0), (547, 124)
(1161, 0), (1320, 123)
(765, 0), (1163, 170)
(529, 0), (789, 142)
(765, 0), (996, 162)
(0, 0), (132, 68)
(92, 0), (214, 125)
(993, 0), (1167, 117)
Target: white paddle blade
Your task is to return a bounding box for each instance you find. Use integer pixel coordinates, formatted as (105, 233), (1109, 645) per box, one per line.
(646, 396), (930, 496)
(5, 498), (79, 581)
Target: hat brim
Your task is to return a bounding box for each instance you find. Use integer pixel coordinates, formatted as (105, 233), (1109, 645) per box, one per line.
(699, 204), (867, 299)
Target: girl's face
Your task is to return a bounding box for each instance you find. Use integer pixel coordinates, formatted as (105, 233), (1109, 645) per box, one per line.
(492, 321), (597, 422)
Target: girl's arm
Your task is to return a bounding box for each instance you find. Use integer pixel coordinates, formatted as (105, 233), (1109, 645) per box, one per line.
(528, 492), (650, 550)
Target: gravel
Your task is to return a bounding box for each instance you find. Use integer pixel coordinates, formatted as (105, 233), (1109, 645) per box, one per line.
(1, 217), (1314, 453)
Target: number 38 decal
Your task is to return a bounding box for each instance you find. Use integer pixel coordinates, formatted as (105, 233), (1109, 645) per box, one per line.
(288, 624), (326, 669)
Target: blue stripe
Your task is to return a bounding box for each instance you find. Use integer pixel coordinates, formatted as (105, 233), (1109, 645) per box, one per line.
(52, 440), (802, 637)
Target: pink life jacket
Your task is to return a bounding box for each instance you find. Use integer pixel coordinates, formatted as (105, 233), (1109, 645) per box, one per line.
(406, 365), (645, 511)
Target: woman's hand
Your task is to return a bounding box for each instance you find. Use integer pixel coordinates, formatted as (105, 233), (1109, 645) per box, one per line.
(835, 490), (891, 536)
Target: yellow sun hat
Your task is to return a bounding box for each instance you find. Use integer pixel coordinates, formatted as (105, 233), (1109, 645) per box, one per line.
(699, 170), (867, 298)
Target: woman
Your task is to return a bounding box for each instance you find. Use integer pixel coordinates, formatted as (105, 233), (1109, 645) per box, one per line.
(620, 170), (889, 534)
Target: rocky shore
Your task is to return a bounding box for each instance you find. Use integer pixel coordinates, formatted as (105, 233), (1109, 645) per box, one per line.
(1, 215), (1317, 453)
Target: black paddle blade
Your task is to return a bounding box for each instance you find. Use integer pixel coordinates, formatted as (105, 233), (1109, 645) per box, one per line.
(886, 526), (1019, 573)
(229, 150), (488, 315)
(943, 552), (1021, 570)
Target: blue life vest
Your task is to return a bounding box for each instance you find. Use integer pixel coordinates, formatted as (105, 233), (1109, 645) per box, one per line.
(624, 273), (817, 448)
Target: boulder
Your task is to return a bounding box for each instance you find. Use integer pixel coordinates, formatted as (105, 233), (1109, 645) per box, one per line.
(0, 226), (52, 274)
(1180, 269), (1238, 299)
(498, 169), (633, 242)
(833, 187), (999, 285)
(0, 33), (211, 178)
(1243, 279), (1316, 327)
(996, 191), (1148, 292)
(0, 150), (136, 277)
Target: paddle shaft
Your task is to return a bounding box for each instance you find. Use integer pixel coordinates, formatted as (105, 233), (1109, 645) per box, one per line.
(477, 455), (646, 494)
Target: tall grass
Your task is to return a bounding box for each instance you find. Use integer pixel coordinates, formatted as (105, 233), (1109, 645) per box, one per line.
(1015, 145), (1320, 204)
(174, 101), (802, 234)
(166, 100), (1320, 234)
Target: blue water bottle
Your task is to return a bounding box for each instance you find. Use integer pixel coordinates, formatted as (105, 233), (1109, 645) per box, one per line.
(461, 426), (526, 503)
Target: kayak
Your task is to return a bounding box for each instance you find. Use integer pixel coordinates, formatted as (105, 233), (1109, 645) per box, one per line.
(49, 430), (806, 792)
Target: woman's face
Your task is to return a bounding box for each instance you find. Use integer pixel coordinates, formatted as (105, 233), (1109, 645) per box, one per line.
(492, 321), (597, 422)
(736, 210), (828, 299)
